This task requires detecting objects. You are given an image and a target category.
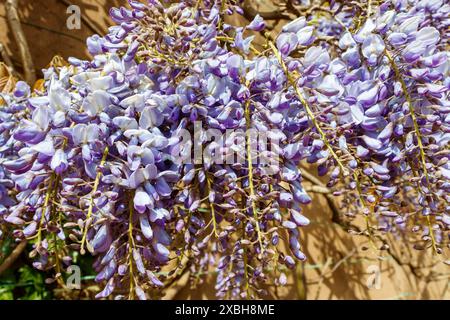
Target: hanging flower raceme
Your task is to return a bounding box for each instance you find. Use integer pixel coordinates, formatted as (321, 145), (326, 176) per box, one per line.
(0, 0), (448, 300)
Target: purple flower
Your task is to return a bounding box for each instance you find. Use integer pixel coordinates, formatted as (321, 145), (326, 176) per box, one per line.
(234, 28), (254, 54)
(246, 14), (266, 32)
(282, 17), (306, 33)
(362, 34), (385, 65)
(276, 32), (298, 57)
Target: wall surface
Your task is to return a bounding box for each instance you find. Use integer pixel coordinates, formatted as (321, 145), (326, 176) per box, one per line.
(0, 0), (448, 300)
(0, 0), (124, 75)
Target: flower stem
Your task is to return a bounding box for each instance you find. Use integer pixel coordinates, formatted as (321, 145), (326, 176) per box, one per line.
(244, 82), (264, 253)
(270, 39), (377, 249)
(385, 50), (438, 254)
(128, 194), (136, 300)
(268, 40), (348, 176)
(80, 146), (109, 255)
(206, 176), (219, 238)
(37, 174), (55, 244)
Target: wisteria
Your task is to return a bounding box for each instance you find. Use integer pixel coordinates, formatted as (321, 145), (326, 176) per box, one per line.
(0, 0), (448, 300)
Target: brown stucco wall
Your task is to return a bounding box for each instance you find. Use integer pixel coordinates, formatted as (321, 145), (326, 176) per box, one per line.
(0, 0), (448, 300)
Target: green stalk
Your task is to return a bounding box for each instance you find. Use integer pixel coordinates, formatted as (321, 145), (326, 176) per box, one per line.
(385, 50), (437, 254)
(80, 146), (109, 255)
(244, 88), (264, 252)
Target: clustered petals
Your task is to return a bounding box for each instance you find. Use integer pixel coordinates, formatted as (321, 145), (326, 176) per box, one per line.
(0, 0), (448, 300)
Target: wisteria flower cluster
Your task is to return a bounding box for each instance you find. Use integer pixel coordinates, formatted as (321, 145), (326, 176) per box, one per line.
(0, 0), (448, 299)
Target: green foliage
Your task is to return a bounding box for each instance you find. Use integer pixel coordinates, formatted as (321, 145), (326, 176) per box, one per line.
(0, 236), (98, 300)
(0, 265), (52, 300)
(0, 230), (14, 264)
(1, 235), (51, 300)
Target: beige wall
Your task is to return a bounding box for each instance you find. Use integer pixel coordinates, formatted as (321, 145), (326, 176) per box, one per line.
(0, 0), (448, 300)
(0, 0), (126, 74)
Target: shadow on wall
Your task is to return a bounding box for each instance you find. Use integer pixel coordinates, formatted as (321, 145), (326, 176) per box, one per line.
(0, 0), (127, 77)
(0, 0), (448, 300)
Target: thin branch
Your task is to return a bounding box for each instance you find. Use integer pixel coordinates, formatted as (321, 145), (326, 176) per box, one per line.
(304, 185), (331, 194)
(331, 216), (431, 279)
(313, 256), (332, 300)
(0, 240), (27, 275)
(242, 0), (293, 20)
(5, 0), (36, 84)
(294, 262), (307, 300)
(0, 42), (15, 71)
(164, 260), (191, 290)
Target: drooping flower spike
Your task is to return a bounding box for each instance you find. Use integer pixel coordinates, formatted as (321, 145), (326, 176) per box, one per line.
(0, 0), (448, 299)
